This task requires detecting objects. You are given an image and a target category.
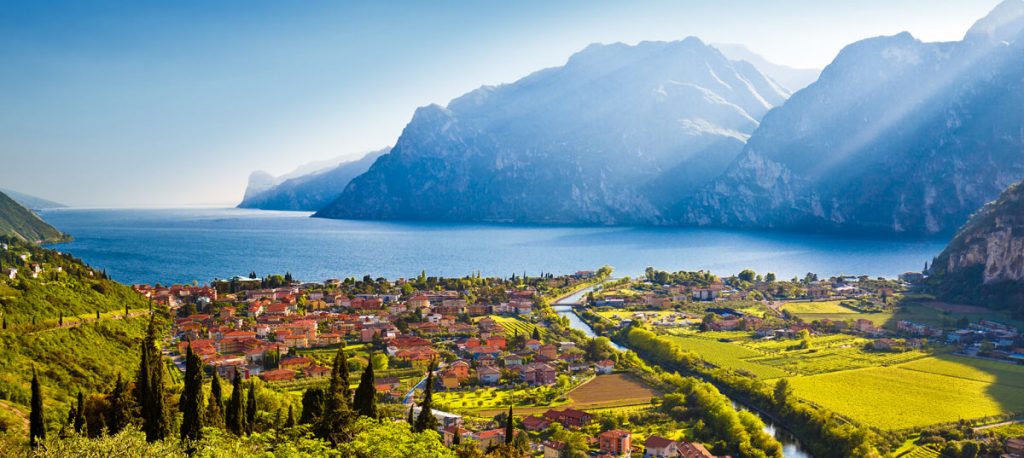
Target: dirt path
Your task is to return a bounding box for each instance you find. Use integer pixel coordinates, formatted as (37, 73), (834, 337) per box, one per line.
(0, 400), (29, 434)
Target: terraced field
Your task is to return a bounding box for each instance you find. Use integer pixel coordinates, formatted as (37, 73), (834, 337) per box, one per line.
(486, 315), (548, 338)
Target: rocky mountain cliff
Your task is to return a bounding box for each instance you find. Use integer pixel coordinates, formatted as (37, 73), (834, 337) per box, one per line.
(678, 0), (1024, 234)
(239, 149), (387, 211)
(0, 191), (68, 244)
(929, 179), (1024, 316)
(316, 38), (788, 224)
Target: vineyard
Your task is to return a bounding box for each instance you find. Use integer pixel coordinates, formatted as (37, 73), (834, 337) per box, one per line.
(662, 333), (791, 379)
(487, 315), (548, 339)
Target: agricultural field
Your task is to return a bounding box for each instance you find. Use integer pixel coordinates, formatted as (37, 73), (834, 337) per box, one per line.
(786, 360), (1024, 430)
(898, 355), (1024, 389)
(594, 310), (690, 324)
(445, 373), (660, 417)
(483, 315), (547, 339)
(565, 373), (660, 410)
(781, 300), (860, 315)
(662, 333), (791, 379)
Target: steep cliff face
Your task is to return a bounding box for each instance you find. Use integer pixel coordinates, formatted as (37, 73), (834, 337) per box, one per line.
(679, 11), (1024, 234)
(0, 191), (68, 244)
(930, 180), (1024, 315)
(239, 149), (387, 211)
(316, 38), (788, 224)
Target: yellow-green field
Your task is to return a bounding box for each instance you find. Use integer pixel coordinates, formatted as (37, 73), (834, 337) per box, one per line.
(781, 300), (859, 314)
(663, 333), (791, 379)
(787, 357), (1024, 430)
(480, 315), (548, 338)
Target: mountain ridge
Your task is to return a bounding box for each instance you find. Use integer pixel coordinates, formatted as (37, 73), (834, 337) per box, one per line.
(0, 191), (69, 244)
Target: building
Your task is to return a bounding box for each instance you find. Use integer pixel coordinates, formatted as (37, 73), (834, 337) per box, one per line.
(543, 408), (593, 428)
(678, 440), (716, 458)
(644, 436), (680, 457)
(543, 440), (567, 458)
(595, 359), (615, 374)
(522, 415), (552, 432)
(598, 429), (631, 456)
(477, 365), (501, 385)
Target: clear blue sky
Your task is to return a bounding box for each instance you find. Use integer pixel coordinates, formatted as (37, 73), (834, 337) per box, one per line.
(0, 0), (1001, 207)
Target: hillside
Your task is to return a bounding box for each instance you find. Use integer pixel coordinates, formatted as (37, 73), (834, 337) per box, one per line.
(316, 38), (789, 225)
(678, 0), (1024, 234)
(929, 179), (1024, 317)
(0, 192), (68, 244)
(0, 189), (65, 211)
(0, 239), (158, 436)
(238, 148), (387, 211)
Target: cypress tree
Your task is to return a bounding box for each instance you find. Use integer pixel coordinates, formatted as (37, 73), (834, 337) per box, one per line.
(245, 381), (257, 434)
(225, 371), (245, 436)
(315, 346), (353, 444)
(179, 342), (204, 443)
(285, 405), (295, 428)
(59, 312), (63, 327)
(414, 361), (439, 433)
(29, 369), (44, 448)
(138, 315), (168, 442)
(352, 357), (377, 418)
(299, 387), (324, 425)
(407, 405), (414, 426)
(504, 405), (514, 445)
(96, 310), (100, 321)
(74, 391), (85, 433)
(107, 373), (132, 435)
(206, 373), (225, 428)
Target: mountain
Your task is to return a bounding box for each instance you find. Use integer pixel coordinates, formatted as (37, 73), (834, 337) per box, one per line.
(0, 191), (69, 244)
(316, 38), (789, 224)
(0, 189), (66, 211)
(679, 0), (1024, 235)
(929, 179), (1024, 317)
(712, 43), (821, 91)
(239, 148), (388, 211)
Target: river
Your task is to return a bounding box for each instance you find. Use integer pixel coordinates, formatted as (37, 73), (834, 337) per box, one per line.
(553, 287), (811, 458)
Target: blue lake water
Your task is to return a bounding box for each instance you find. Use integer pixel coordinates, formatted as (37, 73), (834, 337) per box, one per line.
(42, 207), (946, 286)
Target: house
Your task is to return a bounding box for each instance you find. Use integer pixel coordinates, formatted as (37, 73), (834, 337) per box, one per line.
(543, 440), (567, 458)
(598, 429), (631, 456)
(644, 436), (680, 457)
(520, 362), (557, 386)
(522, 415), (552, 432)
(477, 365), (501, 385)
(302, 365), (331, 378)
(441, 425), (472, 447)
(595, 359), (615, 374)
(678, 440), (716, 458)
(260, 368), (296, 383)
(543, 408), (593, 428)
(473, 428), (508, 450)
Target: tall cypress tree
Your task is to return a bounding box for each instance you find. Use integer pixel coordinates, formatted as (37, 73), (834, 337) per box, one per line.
(504, 405), (514, 445)
(285, 405), (296, 428)
(352, 358), (377, 418)
(245, 381), (257, 434)
(138, 315), (168, 442)
(29, 369), (44, 448)
(107, 373), (132, 435)
(315, 346), (352, 444)
(299, 387), (324, 425)
(179, 342), (204, 443)
(407, 404), (414, 426)
(225, 371), (245, 436)
(206, 373), (225, 428)
(414, 361), (439, 433)
(74, 391), (85, 433)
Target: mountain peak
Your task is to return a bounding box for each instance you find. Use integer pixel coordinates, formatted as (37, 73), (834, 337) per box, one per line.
(966, 0), (1024, 43)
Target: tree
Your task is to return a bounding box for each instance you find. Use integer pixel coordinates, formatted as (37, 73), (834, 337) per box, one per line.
(179, 342), (204, 443)
(206, 373), (225, 428)
(353, 356), (378, 418)
(225, 371), (245, 436)
(531, 326), (541, 341)
(414, 361), (440, 433)
(106, 373), (133, 435)
(245, 381), (257, 434)
(504, 405), (514, 445)
(136, 316), (168, 442)
(371, 353), (389, 371)
(738, 269), (756, 283)
(316, 346), (353, 443)
(407, 404), (414, 426)
(773, 379), (793, 407)
(285, 405), (296, 428)
(73, 391), (85, 433)
(765, 272), (777, 283)
(30, 369), (44, 448)
(299, 387), (325, 425)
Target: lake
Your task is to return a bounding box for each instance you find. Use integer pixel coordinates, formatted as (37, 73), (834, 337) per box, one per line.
(42, 207), (946, 286)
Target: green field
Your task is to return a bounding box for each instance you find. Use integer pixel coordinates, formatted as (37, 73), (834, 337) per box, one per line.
(787, 358), (1024, 430)
(663, 333), (791, 379)
(782, 300), (860, 314)
(485, 315), (548, 338)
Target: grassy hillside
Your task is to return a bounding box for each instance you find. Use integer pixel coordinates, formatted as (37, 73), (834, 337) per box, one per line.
(0, 239), (163, 436)
(0, 192), (68, 244)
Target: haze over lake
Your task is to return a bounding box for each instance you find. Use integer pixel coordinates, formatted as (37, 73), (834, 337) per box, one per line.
(43, 208), (946, 285)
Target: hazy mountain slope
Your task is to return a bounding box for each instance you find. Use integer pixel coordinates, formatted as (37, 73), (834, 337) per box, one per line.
(929, 179), (1024, 317)
(317, 38), (788, 224)
(239, 149), (387, 211)
(712, 43), (821, 91)
(0, 191), (68, 244)
(0, 189), (66, 211)
(679, 1), (1024, 235)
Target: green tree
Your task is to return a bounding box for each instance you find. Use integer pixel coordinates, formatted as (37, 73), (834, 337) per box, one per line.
(504, 405), (514, 445)
(353, 356), (378, 418)
(179, 342), (204, 443)
(773, 379), (793, 407)
(245, 381), (257, 434)
(414, 362), (440, 433)
(206, 373), (224, 428)
(106, 373), (133, 435)
(225, 371), (245, 436)
(136, 316), (168, 442)
(285, 405), (296, 428)
(74, 391), (85, 433)
(738, 269), (757, 283)
(299, 387), (325, 425)
(30, 368), (45, 448)
(316, 346), (353, 443)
